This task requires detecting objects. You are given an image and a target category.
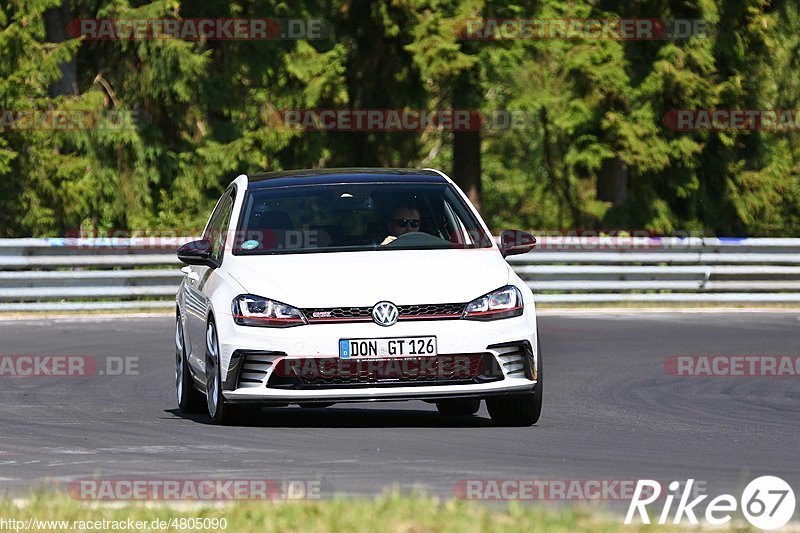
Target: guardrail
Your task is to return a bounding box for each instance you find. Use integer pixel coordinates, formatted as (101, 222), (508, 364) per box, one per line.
(1, 237), (799, 310)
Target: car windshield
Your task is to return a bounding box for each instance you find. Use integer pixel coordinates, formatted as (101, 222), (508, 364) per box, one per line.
(232, 182), (493, 255)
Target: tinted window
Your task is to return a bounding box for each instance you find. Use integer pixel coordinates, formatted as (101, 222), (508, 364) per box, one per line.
(203, 189), (235, 263)
(233, 183), (492, 255)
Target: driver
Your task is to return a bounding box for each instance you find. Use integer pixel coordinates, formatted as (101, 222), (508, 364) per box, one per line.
(381, 204), (422, 245)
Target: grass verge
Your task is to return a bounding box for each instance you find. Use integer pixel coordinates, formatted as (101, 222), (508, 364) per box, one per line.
(0, 491), (739, 532)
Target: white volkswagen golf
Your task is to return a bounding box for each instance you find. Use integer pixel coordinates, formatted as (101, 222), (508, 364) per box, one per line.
(175, 168), (541, 426)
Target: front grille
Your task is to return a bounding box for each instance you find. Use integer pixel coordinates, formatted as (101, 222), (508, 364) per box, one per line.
(266, 353), (502, 389)
(304, 306), (372, 321)
(302, 302), (466, 323)
(398, 303), (465, 318)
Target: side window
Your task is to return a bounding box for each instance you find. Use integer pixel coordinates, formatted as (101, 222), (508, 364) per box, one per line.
(203, 193), (228, 242)
(203, 189), (235, 264)
(444, 186), (493, 248)
(441, 199), (465, 244)
(210, 194), (234, 263)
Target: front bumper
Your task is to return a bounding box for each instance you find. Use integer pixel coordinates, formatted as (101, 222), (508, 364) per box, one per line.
(215, 304), (538, 403)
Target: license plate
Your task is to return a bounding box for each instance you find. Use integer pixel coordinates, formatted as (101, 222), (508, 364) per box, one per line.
(339, 337), (437, 359)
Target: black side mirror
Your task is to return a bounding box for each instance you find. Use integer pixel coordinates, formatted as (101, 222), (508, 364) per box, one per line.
(499, 230), (536, 257)
(177, 239), (218, 267)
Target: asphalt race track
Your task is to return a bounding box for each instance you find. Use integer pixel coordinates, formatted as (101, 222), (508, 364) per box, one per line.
(1, 311), (799, 507)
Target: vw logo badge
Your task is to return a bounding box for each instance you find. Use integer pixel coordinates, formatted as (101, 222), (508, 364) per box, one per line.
(372, 301), (399, 326)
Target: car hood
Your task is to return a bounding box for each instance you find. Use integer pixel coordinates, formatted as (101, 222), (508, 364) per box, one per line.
(223, 249), (509, 308)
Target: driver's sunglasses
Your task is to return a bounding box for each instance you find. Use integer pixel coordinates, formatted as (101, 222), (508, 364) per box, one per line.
(392, 219), (421, 228)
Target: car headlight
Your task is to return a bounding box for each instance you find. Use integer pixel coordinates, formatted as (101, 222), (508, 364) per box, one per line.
(232, 294), (307, 327)
(462, 285), (524, 321)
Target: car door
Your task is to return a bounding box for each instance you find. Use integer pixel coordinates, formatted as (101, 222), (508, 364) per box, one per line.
(184, 188), (235, 376)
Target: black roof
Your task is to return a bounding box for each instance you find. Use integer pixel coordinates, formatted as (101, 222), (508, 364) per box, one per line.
(245, 168), (447, 189)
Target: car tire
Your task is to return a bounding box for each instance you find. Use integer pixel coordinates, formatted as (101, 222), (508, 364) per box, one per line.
(436, 398), (481, 416)
(175, 312), (205, 413)
(205, 318), (239, 425)
(486, 339), (542, 427)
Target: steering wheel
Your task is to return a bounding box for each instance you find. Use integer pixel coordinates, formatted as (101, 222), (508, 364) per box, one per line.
(392, 231), (423, 241)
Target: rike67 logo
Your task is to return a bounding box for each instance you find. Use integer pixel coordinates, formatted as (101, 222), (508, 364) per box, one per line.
(625, 476), (796, 530)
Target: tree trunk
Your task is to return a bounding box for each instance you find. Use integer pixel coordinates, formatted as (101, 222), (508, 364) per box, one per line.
(597, 156), (628, 205)
(452, 129), (481, 210)
(451, 70), (482, 210)
(44, 1), (77, 96)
